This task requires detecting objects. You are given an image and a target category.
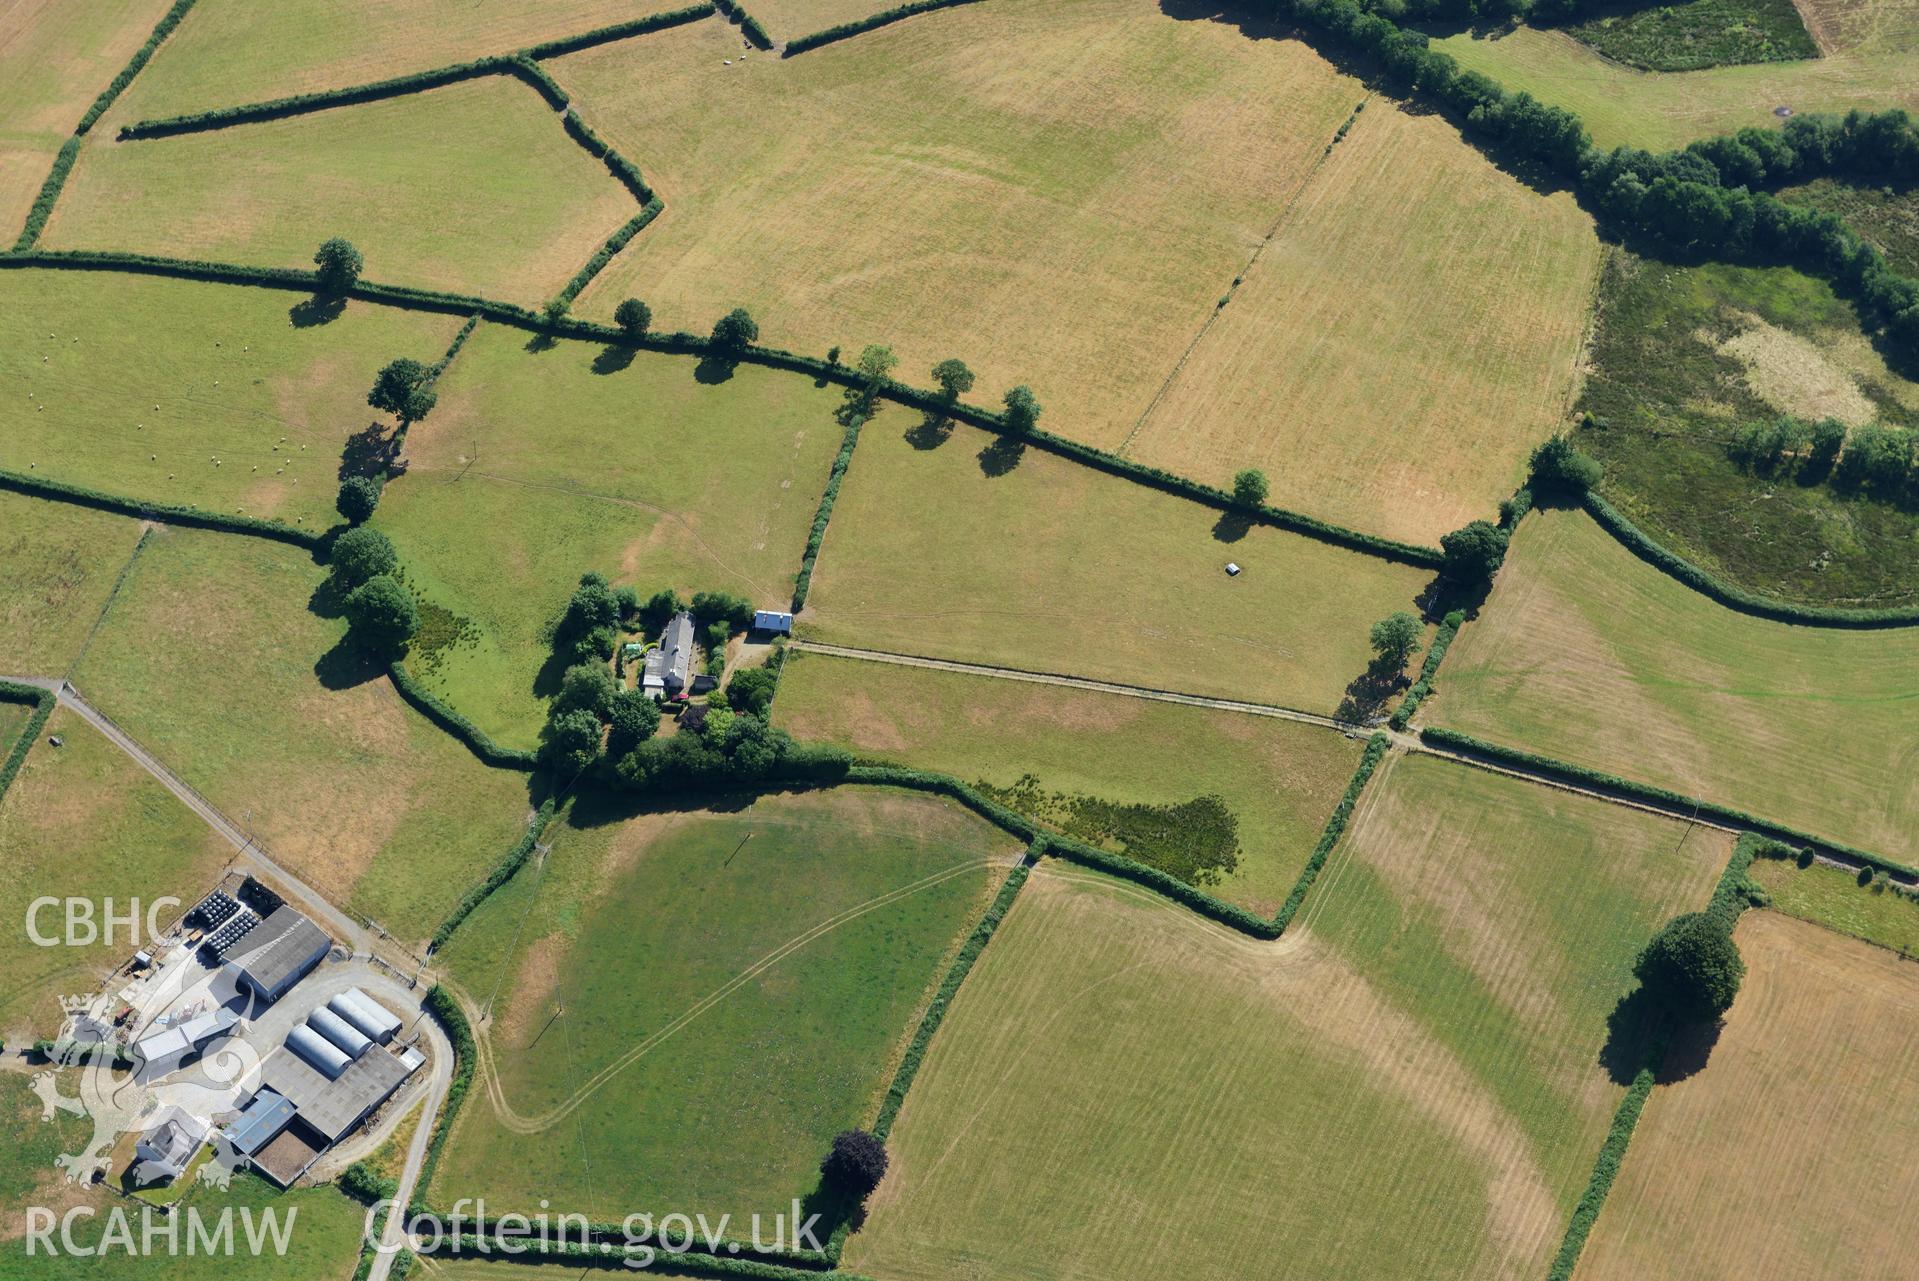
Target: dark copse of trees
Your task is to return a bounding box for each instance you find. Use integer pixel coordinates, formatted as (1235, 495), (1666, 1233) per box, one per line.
(1529, 434), (1603, 497)
(367, 357), (437, 423)
(336, 475), (382, 524)
(344, 574), (418, 656)
(553, 572), (622, 666)
(820, 1129), (889, 1200)
(329, 526), (398, 590)
(1440, 519), (1510, 586)
(725, 666), (777, 716)
(1002, 384), (1041, 434)
(605, 688), (661, 756)
(1727, 415), (1915, 501)
(607, 709), (845, 791)
(313, 237), (363, 294)
(639, 588), (685, 631)
(1635, 911), (1745, 1023)
(690, 590), (755, 631)
(554, 663), (618, 721)
(614, 297), (652, 336)
(540, 707), (604, 776)
(710, 308), (759, 351)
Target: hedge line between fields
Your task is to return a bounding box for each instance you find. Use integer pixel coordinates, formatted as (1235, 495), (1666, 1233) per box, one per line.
(75, 0), (198, 135)
(783, 0), (984, 55)
(559, 109), (656, 203)
(1044, 833), (1282, 936)
(553, 201), (662, 310)
(1547, 1057), (1655, 1281)
(429, 800), (556, 951)
(1271, 731), (1391, 931)
(387, 662), (539, 770)
(432, 314), (480, 376)
(1419, 726), (1919, 881)
(0, 465), (325, 549)
(434, 1218), (830, 1271)
(1388, 608), (1465, 730)
(424, 1237), (861, 1280)
(0, 683), (57, 809)
(14, 138), (81, 251)
(413, 985), (473, 1212)
(0, 251), (1437, 570)
(1583, 492), (1919, 628)
(522, 5), (717, 59)
(510, 56), (570, 109)
(713, 0), (773, 48)
(790, 412), (864, 611)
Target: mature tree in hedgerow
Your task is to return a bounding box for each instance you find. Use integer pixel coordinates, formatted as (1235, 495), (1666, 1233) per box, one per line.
(1440, 520), (1509, 587)
(820, 1129), (888, 1199)
(710, 308), (759, 351)
(1635, 912), (1745, 1023)
(725, 666), (778, 717)
(554, 662), (619, 721)
(614, 298), (652, 337)
(329, 526), (398, 590)
(1232, 467), (1269, 508)
(336, 475), (383, 525)
(1002, 384), (1041, 434)
(605, 688), (662, 757)
(344, 574), (418, 656)
(540, 707), (604, 776)
(1529, 434), (1604, 496)
(368, 358), (437, 423)
(931, 358), (975, 401)
(313, 238), (363, 294)
(1369, 611), (1422, 669)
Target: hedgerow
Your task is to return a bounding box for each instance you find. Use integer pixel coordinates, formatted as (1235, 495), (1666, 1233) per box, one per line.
(1420, 726), (1919, 882)
(1546, 1058), (1655, 1281)
(1584, 491), (1919, 628)
(791, 413), (864, 610)
(712, 0), (773, 49)
(431, 1216), (830, 1271)
(413, 985), (473, 1211)
(838, 765), (1040, 843)
(0, 466), (323, 549)
(119, 58), (515, 138)
(387, 662), (538, 769)
(14, 138), (82, 251)
(552, 200), (662, 310)
(508, 57), (570, 110)
(1271, 732), (1391, 931)
(1388, 609), (1465, 730)
(783, 0), (984, 55)
(558, 109), (656, 203)
(75, 0), (198, 135)
(1045, 834), (1282, 937)
(431, 314), (480, 377)
(424, 1237), (855, 1280)
(521, 5), (717, 59)
(0, 683), (57, 808)
(429, 801), (556, 951)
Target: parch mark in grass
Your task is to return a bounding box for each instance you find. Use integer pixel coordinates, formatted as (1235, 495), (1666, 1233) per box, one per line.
(973, 774), (1241, 887)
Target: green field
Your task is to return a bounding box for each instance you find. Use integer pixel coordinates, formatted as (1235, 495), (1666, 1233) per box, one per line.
(0, 490), (144, 675)
(1434, 0), (1919, 151)
(1575, 251), (1919, 608)
(0, 269), (462, 529)
(0, 0), (173, 236)
(802, 414), (1434, 716)
(430, 787), (1017, 1223)
(373, 322), (844, 746)
(1432, 507), (1919, 862)
(1751, 855), (1919, 955)
(48, 76), (636, 306)
(774, 649), (1366, 914)
(68, 525), (531, 946)
(850, 751), (1726, 1281)
(0, 707), (229, 1041)
(1558, 0), (1817, 72)
(0, 699), (32, 754)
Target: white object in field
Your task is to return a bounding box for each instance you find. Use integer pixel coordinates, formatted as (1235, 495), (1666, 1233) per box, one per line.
(1225, 563), (1240, 576)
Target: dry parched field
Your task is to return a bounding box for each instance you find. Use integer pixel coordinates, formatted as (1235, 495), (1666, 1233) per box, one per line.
(748, 0), (909, 41)
(0, 488), (144, 675)
(47, 77), (638, 305)
(0, 0), (172, 235)
(1130, 102), (1602, 546)
(802, 416), (1435, 716)
(850, 755), (1725, 1281)
(1574, 911), (1919, 1281)
(1429, 508), (1919, 861)
(559, 0), (1366, 448)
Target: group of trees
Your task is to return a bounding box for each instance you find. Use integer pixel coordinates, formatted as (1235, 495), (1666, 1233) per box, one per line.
(336, 354), (441, 525)
(1727, 415), (1916, 502)
(328, 526), (418, 657)
(541, 657), (660, 777)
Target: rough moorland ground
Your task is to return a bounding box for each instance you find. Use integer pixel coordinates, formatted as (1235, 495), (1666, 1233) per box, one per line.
(774, 649), (1365, 914)
(1434, 0), (1919, 150)
(1575, 251), (1919, 608)
(48, 77), (636, 306)
(0, 270), (461, 529)
(0, 0), (172, 234)
(0, 707), (230, 1041)
(1430, 507), (1919, 861)
(802, 415), (1434, 716)
(0, 489), (144, 675)
(430, 788), (1015, 1223)
(69, 526), (531, 946)
(1780, 177), (1919, 276)
(558, 0), (1366, 448)
(1129, 100), (1601, 546)
(1558, 0), (1817, 72)
(375, 323), (843, 747)
(1574, 911), (1919, 1281)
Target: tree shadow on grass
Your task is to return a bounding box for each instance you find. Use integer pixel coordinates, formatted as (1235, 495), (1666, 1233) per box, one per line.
(288, 295), (344, 328)
(314, 635), (388, 691)
(905, 410), (954, 450)
(978, 435), (1026, 476)
(562, 781), (770, 828)
(1212, 510), (1252, 543)
(523, 331), (558, 355)
(591, 343), (637, 376)
(1598, 984), (1725, 1086)
(1335, 658), (1407, 724)
(695, 354), (739, 384)
(338, 422), (395, 481)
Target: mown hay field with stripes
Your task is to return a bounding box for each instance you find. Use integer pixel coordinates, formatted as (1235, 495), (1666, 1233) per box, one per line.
(1573, 911), (1919, 1281)
(849, 753), (1725, 1281)
(429, 787), (1017, 1223)
(1430, 507), (1919, 861)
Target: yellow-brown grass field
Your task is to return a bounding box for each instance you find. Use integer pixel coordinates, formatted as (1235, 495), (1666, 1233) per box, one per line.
(1128, 102), (1601, 546)
(848, 754), (1725, 1281)
(0, 0), (171, 235)
(801, 413), (1435, 716)
(1429, 508), (1919, 861)
(1574, 911), (1919, 1281)
(0, 489), (144, 675)
(557, 0), (1367, 448)
(106, 0), (686, 122)
(749, 0), (903, 42)
(47, 77), (636, 305)
(1436, 0), (1919, 151)
(774, 649), (1366, 915)
(69, 526), (531, 947)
